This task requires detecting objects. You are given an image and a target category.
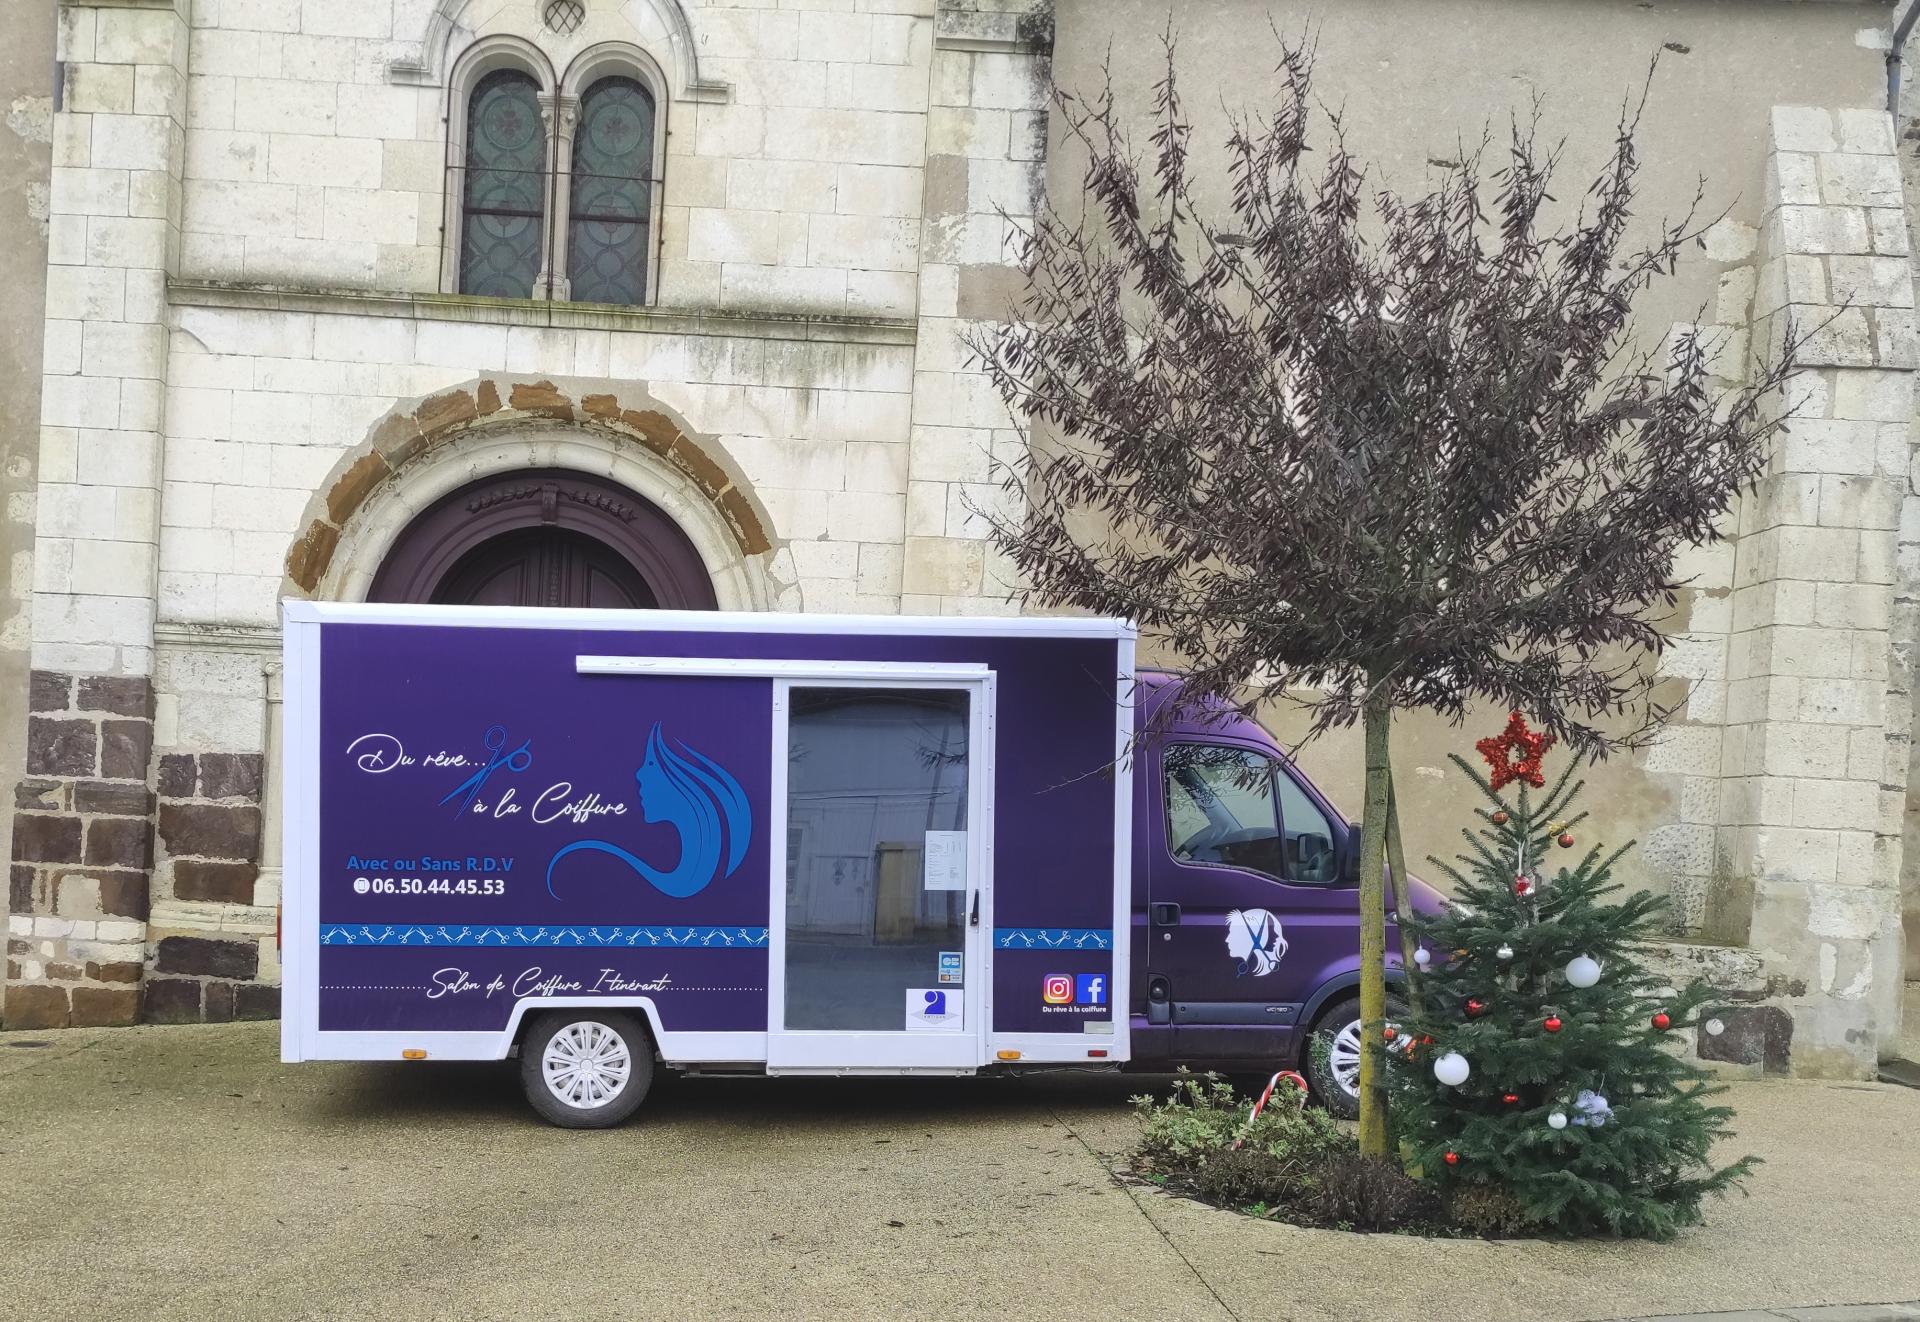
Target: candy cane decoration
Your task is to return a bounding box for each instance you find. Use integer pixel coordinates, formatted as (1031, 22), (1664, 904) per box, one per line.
(1230, 1070), (1309, 1148)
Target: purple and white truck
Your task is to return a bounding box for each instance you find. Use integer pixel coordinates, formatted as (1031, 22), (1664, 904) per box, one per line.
(280, 603), (1439, 1127)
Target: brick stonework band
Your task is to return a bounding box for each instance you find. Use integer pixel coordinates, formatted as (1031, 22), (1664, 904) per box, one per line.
(148, 751), (276, 1023)
(5, 671), (155, 1028)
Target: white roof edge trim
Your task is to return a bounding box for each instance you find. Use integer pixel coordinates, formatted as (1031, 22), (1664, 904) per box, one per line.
(283, 600), (1137, 640)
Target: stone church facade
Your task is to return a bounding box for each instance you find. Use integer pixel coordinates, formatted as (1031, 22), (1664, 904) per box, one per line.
(1, 0), (1916, 1081)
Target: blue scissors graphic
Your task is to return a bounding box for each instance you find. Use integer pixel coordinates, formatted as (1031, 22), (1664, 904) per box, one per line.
(440, 724), (532, 815)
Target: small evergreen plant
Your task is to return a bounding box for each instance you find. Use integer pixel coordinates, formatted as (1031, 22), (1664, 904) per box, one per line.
(1385, 714), (1756, 1239)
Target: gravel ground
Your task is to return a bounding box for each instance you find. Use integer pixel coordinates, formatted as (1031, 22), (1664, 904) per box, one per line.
(0, 1021), (1915, 1322)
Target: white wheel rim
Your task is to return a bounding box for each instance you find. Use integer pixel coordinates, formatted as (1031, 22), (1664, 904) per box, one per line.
(1329, 1020), (1364, 1098)
(541, 1021), (633, 1109)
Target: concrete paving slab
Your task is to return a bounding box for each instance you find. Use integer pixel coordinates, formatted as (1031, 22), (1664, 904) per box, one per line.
(0, 1023), (1916, 1322)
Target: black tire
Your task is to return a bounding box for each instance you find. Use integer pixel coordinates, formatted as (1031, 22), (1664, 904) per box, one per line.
(519, 1010), (655, 1129)
(1303, 993), (1403, 1121)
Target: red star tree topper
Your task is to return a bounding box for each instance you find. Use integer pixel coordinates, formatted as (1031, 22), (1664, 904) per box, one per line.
(1476, 711), (1556, 791)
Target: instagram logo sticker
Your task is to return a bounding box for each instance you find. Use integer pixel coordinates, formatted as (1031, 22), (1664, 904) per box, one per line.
(1042, 974), (1073, 1005)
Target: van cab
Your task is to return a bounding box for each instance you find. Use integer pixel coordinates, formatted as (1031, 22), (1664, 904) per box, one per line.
(1128, 673), (1444, 1116)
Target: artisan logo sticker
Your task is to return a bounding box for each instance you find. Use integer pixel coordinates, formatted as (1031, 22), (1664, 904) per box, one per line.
(1042, 973), (1073, 1004)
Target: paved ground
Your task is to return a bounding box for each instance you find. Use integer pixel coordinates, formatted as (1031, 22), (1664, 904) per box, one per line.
(0, 1023), (1916, 1322)
(1634, 1309), (1920, 1322)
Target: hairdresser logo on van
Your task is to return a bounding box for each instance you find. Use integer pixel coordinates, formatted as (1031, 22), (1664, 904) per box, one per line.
(545, 723), (752, 901)
(1226, 908), (1288, 977)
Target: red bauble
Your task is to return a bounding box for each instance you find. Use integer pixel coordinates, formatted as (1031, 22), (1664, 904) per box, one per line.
(1421, 1035), (1433, 1046)
(1514, 877), (1532, 896)
(1557, 832), (1575, 848)
(1443, 1151), (1460, 1166)
(1491, 810), (1509, 826)
(1502, 1093), (1520, 1105)
(1652, 1012), (1671, 1031)
(1383, 1026), (1397, 1041)
(1543, 1016), (1563, 1033)
(1465, 999), (1485, 1017)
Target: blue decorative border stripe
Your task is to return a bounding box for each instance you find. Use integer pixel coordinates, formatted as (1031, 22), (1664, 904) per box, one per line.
(994, 927), (1113, 951)
(320, 925), (769, 949)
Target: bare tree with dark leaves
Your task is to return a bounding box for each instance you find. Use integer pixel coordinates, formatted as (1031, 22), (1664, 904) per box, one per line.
(970, 39), (1799, 1156)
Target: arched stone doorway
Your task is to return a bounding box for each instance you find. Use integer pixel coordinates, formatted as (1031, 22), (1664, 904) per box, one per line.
(368, 468), (719, 609)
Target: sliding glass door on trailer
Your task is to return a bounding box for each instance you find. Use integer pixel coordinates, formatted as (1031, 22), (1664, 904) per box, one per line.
(767, 676), (994, 1071)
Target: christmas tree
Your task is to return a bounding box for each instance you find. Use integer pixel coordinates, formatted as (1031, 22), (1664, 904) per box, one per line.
(1385, 713), (1756, 1239)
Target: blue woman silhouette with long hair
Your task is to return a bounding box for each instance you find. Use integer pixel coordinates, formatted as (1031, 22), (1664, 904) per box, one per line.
(546, 724), (750, 899)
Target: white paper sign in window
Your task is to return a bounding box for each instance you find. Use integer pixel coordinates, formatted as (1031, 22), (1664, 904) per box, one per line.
(923, 830), (967, 891)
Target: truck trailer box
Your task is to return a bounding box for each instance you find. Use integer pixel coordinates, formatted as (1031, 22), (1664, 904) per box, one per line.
(281, 603), (1134, 1124)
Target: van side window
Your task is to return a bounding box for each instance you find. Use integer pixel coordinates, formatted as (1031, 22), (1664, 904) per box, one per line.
(1275, 768), (1338, 883)
(1163, 745), (1284, 878)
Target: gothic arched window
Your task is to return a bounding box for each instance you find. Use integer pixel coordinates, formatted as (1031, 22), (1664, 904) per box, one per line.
(567, 77), (655, 307)
(458, 69), (548, 300)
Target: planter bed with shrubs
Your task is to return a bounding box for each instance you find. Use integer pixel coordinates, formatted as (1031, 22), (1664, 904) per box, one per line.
(1125, 1072), (1536, 1237)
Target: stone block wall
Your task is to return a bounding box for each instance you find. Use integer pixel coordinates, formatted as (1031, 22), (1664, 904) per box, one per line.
(156, 752), (263, 904)
(1714, 106), (1914, 1072)
(175, 0), (940, 318)
(6, 0), (1907, 1083)
(5, 671), (154, 1028)
(901, 1), (1052, 613)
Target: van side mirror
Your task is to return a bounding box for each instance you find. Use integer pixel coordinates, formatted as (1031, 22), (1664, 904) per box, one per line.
(1342, 824), (1361, 884)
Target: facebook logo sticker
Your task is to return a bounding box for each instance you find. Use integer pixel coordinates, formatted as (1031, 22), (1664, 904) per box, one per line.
(1075, 973), (1107, 1007)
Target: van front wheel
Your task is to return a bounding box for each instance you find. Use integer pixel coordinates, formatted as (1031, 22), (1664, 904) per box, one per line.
(1304, 994), (1402, 1121)
(519, 1010), (654, 1129)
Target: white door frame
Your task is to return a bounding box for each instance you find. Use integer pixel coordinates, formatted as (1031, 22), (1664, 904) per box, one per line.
(766, 669), (996, 1073)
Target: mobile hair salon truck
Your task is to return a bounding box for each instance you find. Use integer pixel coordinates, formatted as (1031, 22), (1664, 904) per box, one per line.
(282, 604), (1428, 1127)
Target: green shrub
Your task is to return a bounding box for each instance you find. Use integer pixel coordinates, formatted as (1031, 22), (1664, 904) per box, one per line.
(1448, 1183), (1541, 1238)
(1191, 1147), (1303, 1206)
(1130, 1071), (1354, 1205)
(1310, 1156), (1438, 1231)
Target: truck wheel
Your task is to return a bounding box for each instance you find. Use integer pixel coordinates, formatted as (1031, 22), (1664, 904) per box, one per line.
(1304, 994), (1403, 1121)
(519, 1010), (654, 1129)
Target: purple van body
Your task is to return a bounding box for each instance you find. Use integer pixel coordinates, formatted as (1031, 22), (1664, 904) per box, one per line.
(291, 607), (1440, 1084)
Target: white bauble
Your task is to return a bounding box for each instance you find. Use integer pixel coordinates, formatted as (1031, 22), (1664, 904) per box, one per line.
(1413, 947), (1432, 968)
(1432, 1051), (1471, 1087)
(1547, 1110), (1569, 1131)
(1565, 955), (1602, 988)
(1496, 944), (1514, 961)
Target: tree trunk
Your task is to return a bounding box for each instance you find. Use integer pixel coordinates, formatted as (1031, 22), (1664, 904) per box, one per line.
(1385, 770), (1423, 1017)
(1356, 677), (1394, 1157)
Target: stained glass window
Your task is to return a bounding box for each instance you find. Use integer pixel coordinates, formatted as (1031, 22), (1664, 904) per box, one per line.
(567, 77), (655, 306)
(459, 70), (547, 299)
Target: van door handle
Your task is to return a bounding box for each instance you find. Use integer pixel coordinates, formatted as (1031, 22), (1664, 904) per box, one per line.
(1152, 902), (1181, 926)
(969, 891), (980, 927)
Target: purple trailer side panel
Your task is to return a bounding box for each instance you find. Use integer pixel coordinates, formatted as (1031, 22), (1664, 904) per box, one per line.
(303, 612), (1127, 1053)
(319, 631), (774, 1034)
